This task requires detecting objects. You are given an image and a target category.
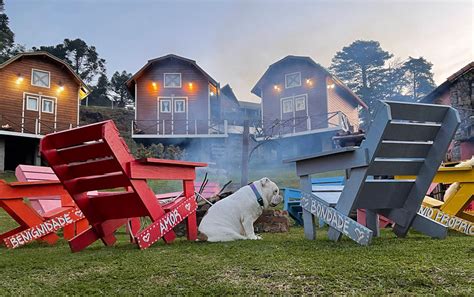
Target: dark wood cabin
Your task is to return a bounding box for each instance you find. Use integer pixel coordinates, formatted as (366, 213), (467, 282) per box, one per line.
(422, 62), (473, 161)
(0, 51), (90, 171)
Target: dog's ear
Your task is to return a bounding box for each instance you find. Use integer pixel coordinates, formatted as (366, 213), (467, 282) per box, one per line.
(260, 177), (270, 187)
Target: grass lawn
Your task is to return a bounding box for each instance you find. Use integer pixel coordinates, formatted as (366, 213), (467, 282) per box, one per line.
(0, 219), (472, 295)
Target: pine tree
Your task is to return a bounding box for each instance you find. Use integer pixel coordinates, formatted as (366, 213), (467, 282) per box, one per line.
(0, 0), (15, 63)
(402, 57), (436, 101)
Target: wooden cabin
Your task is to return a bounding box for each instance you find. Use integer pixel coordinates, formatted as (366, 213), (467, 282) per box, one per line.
(421, 62), (473, 161)
(127, 54), (224, 139)
(252, 55), (366, 137)
(0, 51), (90, 171)
(251, 55), (367, 158)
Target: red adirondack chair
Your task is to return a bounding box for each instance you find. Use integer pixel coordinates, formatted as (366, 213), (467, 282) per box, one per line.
(40, 120), (206, 252)
(15, 165), (89, 240)
(0, 179), (81, 248)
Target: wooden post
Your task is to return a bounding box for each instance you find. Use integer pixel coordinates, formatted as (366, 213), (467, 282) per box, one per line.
(241, 120), (249, 187)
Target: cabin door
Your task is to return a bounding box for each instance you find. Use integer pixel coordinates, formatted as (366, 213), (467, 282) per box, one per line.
(39, 96), (57, 134)
(158, 97), (187, 135)
(280, 97), (294, 135)
(23, 94), (40, 134)
(293, 94), (308, 133)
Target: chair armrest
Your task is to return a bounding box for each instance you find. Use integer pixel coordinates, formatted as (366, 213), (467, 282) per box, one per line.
(136, 158), (207, 168)
(285, 147), (369, 176)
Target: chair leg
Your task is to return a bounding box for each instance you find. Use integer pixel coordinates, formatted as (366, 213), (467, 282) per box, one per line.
(69, 227), (98, 252)
(365, 209), (380, 237)
(63, 224), (75, 240)
(186, 212), (197, 241)
(302, 209), (316, 240)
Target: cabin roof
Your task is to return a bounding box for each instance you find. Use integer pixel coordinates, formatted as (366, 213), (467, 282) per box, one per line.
(220, 84), (239, 105)
(251, 55), (367, 109)
(239, 100), (260, 110)
(0, 51), (91, 98)
(421, 61), (473, 103)
(126, 54), (219, 93)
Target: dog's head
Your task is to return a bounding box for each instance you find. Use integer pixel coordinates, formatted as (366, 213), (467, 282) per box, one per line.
(258, 177), (283, 208)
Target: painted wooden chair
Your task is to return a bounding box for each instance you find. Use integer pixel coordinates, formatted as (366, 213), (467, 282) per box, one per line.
(286, 101), (460, 245)
(40, 120), (206, 252)
(15, 165), (89, 240)
(283, 177), (345, 225)
(0, 179), (76, 248)
(399, 162), (473, 235)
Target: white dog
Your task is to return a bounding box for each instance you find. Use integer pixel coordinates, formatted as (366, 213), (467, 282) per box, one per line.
(443, 156), (474, 201)
(198, 177), (282, 242)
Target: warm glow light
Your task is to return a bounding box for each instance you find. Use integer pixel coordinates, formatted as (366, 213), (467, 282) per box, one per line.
(188, 82), (193, 89)
(273, 85), (281, 91)
(57, 86), (65, 93)
(327, 83), (335, 89)
(210, 91), (215, 96)
(16, 76), (24, 84)
(306, 79), (313, 86)
(152, 82), (157, 89)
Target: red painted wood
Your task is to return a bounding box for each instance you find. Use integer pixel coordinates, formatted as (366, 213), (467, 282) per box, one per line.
(15, 165), (90, 241)
(135, 196), (198, 249)
(3, 206), (84, 248)
(40, 120), (206, 251)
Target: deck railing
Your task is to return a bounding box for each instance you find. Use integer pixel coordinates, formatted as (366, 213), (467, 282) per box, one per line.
(254, 111), (350, 139)
(0, 114), (75, 136)
(132, 119), (228, 137)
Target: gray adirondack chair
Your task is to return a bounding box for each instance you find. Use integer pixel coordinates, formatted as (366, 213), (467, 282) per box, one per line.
(286, 100), (460, 244)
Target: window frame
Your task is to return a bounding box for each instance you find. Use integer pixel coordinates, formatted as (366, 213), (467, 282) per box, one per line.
(285, 72), (302, 89)
(163, 73), (182, 88)
(160, 99), (172, 113)
(31, 69), (51, 88)
(294, 95), (307, 112)
(26, 95), (39, 111)
(281, 97), (294, 114)
(174, 99), (186, 113)
(41, 98), (55, 114)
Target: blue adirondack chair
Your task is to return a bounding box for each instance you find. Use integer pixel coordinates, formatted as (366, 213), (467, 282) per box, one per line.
(286, 101), (460, 245)
(283, 176), (345, 225)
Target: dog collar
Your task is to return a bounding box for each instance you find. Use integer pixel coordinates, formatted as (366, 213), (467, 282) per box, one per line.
(249, 183), (264, 207)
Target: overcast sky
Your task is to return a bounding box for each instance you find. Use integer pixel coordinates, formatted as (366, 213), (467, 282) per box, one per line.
(6, 0), (473, 102)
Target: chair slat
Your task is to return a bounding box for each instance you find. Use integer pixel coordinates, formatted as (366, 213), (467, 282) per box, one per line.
(376, 141), (432, 158)
(64, 158), (124, 179)
(367, 158), (425, 176)
(383, 122), (441, 141)
(56, 141), (112, 164)
(65, 173), (131, 193)
(385, 101), (448, 122)
(356, 180), (415, 209)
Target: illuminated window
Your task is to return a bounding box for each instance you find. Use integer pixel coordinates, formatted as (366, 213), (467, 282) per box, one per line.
(42, 98), (54, 113)
(174, 99), (186, 113)
(160, 99), (171, 113)
(282, 98), (293, 113)
(164, 73), (181, 88)
(295, 95), (306, 111)
(26, 96), (39, 111)
(31, 69), (50, 88)
(285, 72), (301, 89)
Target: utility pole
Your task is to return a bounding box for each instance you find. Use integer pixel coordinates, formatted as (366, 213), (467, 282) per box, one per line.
(240, 120), (249, 187)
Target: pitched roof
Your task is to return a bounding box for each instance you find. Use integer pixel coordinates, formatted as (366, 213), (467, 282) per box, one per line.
(126, 54), (218, 93)
(220, 84), (239, 105)
(251, 55), (367, 109)
(421, 61), (473, 103)
(0, 51), (91, 98)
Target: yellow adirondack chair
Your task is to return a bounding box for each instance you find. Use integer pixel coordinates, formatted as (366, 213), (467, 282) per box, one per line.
(398, 162), (473, 235)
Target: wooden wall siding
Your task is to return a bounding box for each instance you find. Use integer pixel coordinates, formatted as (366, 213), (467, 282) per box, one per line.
(261, 60), (328, 134)
(327, 86), (360, 131)
(135, 59), (211, 134)
(0, 56), (80, 134)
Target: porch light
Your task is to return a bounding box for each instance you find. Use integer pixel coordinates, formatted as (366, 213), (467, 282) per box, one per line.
(188, 82), (193, 90)
(273, 85), (280, 91)
(327, 83), (335, 89)
(210, 91), (215, 96)
(306, 79), (313, 86)
(16, 74), (24, 84)
(152, 82), (157, 90)
(57, 83), (65, 93)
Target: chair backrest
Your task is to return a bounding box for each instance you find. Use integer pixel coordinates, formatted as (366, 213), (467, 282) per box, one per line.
(40, 121), (150, 221)
(352, 101), (460, 212)
(15, 165), (61, 215)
